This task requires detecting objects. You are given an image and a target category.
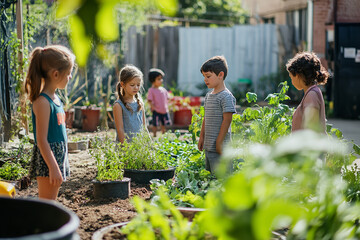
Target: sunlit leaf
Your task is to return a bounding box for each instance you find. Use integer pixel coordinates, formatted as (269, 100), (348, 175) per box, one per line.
(246, 92), (257, 103)
(223, 173), (253, 209)
(96, 2), (119, 41)
(56, 0), (82, 18)
(155, 0), (177, 17)
(69, 15), (92, 66)
(353, 143), (360, 155)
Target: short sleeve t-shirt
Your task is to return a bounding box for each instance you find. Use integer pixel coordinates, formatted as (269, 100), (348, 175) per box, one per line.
(292, 85), (326, 133)
(203, 88), (236, 152)
(147, 87), (169, 114)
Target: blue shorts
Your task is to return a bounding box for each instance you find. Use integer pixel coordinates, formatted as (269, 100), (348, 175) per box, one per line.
(152, 111), (171, 127)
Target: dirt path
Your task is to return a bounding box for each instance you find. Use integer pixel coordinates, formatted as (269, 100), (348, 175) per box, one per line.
(16, 131), (152, 240)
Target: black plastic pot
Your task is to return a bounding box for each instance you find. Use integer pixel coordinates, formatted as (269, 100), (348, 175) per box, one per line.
(0, 197), (79, 240)
(92, 178), (130, 199)
(123, 168), (176, 184)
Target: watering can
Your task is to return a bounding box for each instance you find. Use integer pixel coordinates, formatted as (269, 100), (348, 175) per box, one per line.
(0, 181), (15, 197)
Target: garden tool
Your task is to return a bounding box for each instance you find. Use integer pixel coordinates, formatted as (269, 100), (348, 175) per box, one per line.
(0, 181), (16, 197)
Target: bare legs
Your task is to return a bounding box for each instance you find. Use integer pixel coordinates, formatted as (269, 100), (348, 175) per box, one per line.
(37, 176), (61, 200)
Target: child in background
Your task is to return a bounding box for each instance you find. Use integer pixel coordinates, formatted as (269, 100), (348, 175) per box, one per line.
(113, 65), (147, 143)
(25, 45), (75, 200)
(198, 56), (236, 174)
(147, 68), (171, 137)
(286, 52), (330, 133)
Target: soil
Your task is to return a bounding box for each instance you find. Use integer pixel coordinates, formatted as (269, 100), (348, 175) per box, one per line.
(16, 129), (153, 240)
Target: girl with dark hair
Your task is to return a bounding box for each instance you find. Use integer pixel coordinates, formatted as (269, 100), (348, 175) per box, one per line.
(25, 45), (75, 200)
(113, 65), (147, 143)
(286, 51), (330, 133)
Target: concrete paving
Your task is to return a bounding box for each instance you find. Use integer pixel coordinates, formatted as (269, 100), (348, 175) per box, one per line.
(327, 118), (360, 146)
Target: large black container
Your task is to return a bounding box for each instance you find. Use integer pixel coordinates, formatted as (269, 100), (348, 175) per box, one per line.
(0, 197), (79, 240)
(92, 178), (131, 199)
(124, 168), (176, 184)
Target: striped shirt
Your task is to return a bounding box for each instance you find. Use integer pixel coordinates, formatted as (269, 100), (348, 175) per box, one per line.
(203, 88), (236, 152)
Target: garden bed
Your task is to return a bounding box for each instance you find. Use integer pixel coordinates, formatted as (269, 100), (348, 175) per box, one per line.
(15, 129), (152, 240)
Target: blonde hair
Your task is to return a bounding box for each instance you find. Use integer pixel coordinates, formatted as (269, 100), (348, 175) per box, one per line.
(25, 45), (75, 102)
(116, 65), (144, 112)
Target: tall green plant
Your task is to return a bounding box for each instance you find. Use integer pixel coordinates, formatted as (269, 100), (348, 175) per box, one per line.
(90, 135), (124, 181)
(231, 81), (294, 144)
(57, 68), (85, 111)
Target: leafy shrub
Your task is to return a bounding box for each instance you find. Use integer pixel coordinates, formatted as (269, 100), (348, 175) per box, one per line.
(120, 131), (171, 170)
(121, 190), (214, 239)
(0, 162), (28, 181)
(151, 132), (219, 208)
(200, 130), (359, 240)
(90, 135), (124, 181)
(0, 136), (31, 180)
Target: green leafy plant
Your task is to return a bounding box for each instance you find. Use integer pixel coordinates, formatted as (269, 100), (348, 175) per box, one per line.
(119, 130), (171, 170)
(57, 69), (85, 111)
(231, 81), (294, 144)
(0, 136), (32, 180)
(150, 132), (218, 208)
(89, 134), (124, 181)
(120, 190), (214, 240)
(200, 130), (359, 240)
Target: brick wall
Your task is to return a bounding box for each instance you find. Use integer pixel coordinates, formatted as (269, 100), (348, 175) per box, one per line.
(337, 0), (360, 22)
(313, 0), (360, 68)
(313, 0), (332, 68)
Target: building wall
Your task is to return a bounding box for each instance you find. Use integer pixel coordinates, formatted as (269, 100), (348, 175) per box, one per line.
(313, 0), (360, 68)
(313, 0), (332, 68)
(337, 0), (360, 22)
(242, 0), (307, 24)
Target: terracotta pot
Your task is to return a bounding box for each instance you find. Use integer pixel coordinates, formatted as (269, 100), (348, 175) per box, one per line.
(65, 109), (74, 129)
(81, 107), (101, 132)
(173, 109), (192, 126)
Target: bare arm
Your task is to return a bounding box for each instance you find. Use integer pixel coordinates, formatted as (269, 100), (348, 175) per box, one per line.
(303, 106), (321, 131)
(198, 117), (205, 151)
(113, 102), (125, 143)
(33, 96), (63, 186)
(148, 100), (155, 111)
(216, 112), (233, 154)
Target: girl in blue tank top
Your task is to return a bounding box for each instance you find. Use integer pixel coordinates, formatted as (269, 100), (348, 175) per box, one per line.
(25, 45), (75, 200)
(113, 65), (147, 143)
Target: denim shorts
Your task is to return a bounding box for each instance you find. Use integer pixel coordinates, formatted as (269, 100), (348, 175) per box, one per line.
(152, 111), (171, 126)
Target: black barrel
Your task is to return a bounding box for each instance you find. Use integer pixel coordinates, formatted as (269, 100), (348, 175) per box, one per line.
(0, 197), (79, 240)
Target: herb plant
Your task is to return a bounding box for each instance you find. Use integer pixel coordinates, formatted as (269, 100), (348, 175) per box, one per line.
(119, 130), (171, 170)
(90, 135), (124, 181)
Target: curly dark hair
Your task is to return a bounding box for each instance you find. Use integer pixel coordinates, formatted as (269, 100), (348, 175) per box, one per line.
(286, 51), (329, 86)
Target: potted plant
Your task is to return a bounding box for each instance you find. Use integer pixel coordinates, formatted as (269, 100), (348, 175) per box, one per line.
(81, 75), (114, 132)
(120, 131), (176, 184)
(58, 69), (85, 129)
(89, 135), (130, 199)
